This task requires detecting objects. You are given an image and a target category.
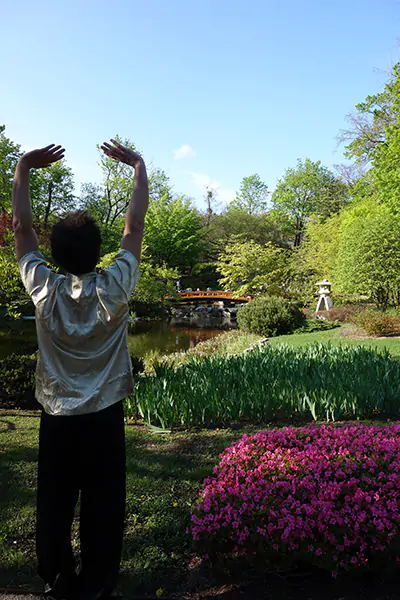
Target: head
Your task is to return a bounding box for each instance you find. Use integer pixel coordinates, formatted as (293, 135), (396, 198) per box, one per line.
(51, 211), (102, 275)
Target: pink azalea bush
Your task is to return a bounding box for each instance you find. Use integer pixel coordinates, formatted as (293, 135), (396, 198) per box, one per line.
(191, 424), (400, 576)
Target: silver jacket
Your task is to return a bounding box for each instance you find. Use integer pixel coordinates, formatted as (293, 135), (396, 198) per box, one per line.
(19, 250), (140, 416)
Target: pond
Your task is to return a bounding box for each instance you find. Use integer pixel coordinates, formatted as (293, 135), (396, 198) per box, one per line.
(0, 319), (224, 359)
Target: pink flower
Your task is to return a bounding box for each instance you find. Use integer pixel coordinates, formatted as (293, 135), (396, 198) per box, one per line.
(190, 423), (400, 575)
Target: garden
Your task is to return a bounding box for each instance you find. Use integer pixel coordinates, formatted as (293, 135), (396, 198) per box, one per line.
(2, 62), (400, 599)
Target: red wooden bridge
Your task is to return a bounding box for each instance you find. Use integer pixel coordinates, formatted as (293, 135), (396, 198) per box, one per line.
(166, 290), (253, 303)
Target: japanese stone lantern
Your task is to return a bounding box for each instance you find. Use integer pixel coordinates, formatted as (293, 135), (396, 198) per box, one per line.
(315, 279), (333, 312)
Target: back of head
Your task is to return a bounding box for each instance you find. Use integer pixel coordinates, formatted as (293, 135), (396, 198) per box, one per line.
(51, 211), (102, 276)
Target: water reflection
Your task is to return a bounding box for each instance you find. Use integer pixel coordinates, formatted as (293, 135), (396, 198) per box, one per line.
(0, 319), (223, 359)
(128, 320), (223, 358)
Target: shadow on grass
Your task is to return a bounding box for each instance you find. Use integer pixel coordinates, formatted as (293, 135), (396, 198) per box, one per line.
(0, 443), (38, 590)
(119, 429), (241, 596)
(0, 419), (17, 431)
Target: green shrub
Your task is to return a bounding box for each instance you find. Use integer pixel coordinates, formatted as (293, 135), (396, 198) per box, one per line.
(237, 296), (304, 337)
(351, 308), (400, 336)
(295, 318), (340, 333)
(0, 352), (38, 409)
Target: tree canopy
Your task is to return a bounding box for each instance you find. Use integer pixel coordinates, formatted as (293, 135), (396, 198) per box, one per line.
(229, 174), (269, 214)
(272, 158), (350, 247)
(217, 240), (288, 295)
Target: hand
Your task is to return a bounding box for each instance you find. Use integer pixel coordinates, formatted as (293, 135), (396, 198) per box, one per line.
(101, 139), (144, 168)
(20, 144), (65, 169)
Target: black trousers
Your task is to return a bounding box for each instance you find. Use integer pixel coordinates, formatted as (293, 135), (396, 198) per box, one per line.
(36, 401), (126, 597)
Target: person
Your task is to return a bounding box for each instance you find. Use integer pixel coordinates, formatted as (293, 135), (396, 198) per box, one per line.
(12, 139), (149, 600)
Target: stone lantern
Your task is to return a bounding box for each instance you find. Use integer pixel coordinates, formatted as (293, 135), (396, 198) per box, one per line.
(315, 279), (333, 312)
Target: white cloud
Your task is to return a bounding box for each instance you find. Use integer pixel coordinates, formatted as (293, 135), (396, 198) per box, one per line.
(190, 172), (235, 205)
(173, 144), (196, 160)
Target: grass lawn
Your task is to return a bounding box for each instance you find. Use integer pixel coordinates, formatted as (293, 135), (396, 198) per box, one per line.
(1, 411), (399, 599)
(268, 325), (400, 357)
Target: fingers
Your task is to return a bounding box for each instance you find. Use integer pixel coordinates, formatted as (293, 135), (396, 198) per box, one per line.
(48, 147), (65, 163)
(110, 138), (125, 150)
(102, 141), (125, 156)
(101, 142), (126, 162)
(41, 144), (65, 162)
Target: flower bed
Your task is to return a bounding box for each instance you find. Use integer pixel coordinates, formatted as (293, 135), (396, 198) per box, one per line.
(191, 424), (400, 577)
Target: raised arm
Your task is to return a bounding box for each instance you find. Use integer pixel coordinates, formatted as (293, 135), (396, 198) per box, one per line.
(13, 144), (65, 261)
(101, 139), (149, 263)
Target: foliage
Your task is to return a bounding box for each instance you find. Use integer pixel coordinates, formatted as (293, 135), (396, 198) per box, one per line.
(237, 296), (304, 337)
(29, 161), (75, 226)
(272, 158), (350, 246)
(371, 68), (400, 212)
(338, 63), (399, 165)
(191, 423), (400, 576)
(144, 195), (205, 270)
(0, 247), (27, 306)
(80, 182), (124, 254)
(229, 174), (269, 214)
(98, 251), (179, 304)
(0, 352), (38, 408)
(217, 240), (288, 295)
(295, 318), (340, 333)
(336, 200), (400, 310)
(351, 308), (400, 337)
(82, 135), (137, 225)
(0, 211), (13, 247)
(128, 343), (400, 428)
(204, 209), (286, 262)
(0, 125), (22, 212)
(148, 168), (173, 202)
(288, 212), (342, 304)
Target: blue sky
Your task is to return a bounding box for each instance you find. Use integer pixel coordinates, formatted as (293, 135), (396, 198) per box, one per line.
(1, 0), (400, 209)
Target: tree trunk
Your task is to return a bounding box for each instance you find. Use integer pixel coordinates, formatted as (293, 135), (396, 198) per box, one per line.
(294, 218), (303, 247)
(44, 182), (53, 227)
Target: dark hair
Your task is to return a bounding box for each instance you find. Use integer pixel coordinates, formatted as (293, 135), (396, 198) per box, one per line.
(51, 211), (102, 275)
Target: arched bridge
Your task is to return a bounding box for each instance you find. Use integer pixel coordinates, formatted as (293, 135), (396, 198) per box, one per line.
(166, 291), (253, 304)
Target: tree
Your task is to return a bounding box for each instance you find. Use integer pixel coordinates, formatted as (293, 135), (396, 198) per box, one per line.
(29, 160), (75, 226)
(148, 168), (173, 202)
(144, 196), (205, 270)
(80, 136), (137, 230)
(337, 64), (399, 165)
(229, 174), (269, 214)
(369, 68), (400, 211)
(217, 240), (288, 295)
(80, 182), (124, 255)
(0, 125), (22, 212)
(204, 206), (289, 261)
(272, 158), (349, 247)
(336, 199), (400, 310)
(204, 187), (221, 226)
(287, 212), (343, 305)
(98, 249), (179, 304)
